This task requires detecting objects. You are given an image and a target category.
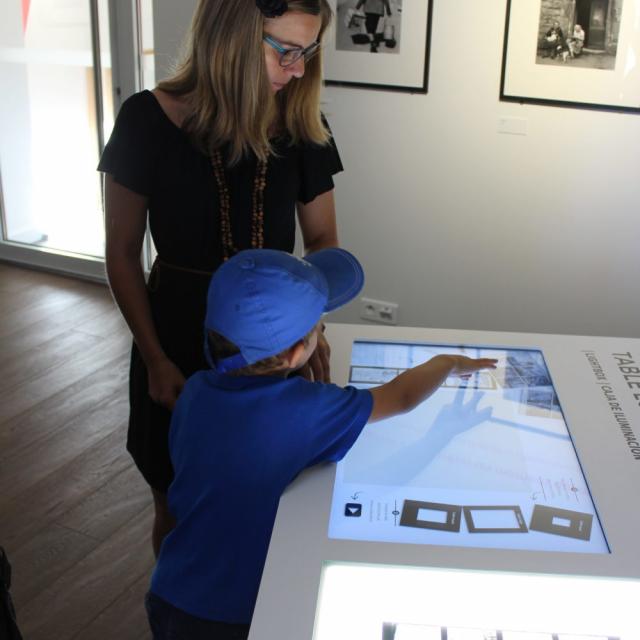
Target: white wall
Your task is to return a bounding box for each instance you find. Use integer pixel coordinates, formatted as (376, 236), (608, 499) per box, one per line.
(153, 0), (640, 338)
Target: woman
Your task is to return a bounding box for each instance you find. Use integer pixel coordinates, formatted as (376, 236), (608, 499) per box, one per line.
(542, 21), (566, 59)
(99, 0), (339, 557)
(355, 0), (392, 52)
(568, 24), (585, 57)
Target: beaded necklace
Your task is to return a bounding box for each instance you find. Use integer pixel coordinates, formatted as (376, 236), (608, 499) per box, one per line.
(211, 149), (268, 261)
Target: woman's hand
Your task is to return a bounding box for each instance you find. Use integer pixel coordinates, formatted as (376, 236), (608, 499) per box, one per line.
(147, 356), (186, 411)
(299, 327), (331, 383)
(310, 328), (331, 383)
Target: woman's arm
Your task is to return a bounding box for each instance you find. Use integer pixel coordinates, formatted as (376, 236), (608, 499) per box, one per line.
(296, 189), (339, 254)
(296, 189), (339, 382)
(104, 174), (185, 409)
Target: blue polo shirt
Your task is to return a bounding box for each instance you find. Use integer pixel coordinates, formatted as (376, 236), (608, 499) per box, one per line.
(150, 369), (373, 624)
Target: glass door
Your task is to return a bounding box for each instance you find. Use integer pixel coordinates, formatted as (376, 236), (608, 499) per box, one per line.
(0, 0), (148, 279)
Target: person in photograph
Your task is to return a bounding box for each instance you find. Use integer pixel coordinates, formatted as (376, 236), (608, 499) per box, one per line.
(567, 23), (585, 57)
(541, 21), (566, 59)
(98, 0), (342, 558)
(355, 0), (392, 52)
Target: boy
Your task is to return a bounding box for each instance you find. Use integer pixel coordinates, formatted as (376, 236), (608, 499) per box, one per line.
(146, 248), (496, 639)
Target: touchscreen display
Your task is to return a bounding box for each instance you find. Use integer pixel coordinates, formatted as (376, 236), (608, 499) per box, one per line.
(328, 341), (608, 553)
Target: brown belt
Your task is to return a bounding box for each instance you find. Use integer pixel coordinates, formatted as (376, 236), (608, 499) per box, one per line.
(153, 258), (214, 277)
(148, 258), (214, 292)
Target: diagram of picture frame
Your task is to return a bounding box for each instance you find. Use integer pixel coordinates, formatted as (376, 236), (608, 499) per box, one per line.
(323, 0), (433, 92)
(500, 0), (640, 113)
(400, 500), (594, 541)
(382, 621), (620, 640)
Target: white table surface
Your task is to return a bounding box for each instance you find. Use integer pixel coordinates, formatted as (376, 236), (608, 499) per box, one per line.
(249, 323), (640, 640)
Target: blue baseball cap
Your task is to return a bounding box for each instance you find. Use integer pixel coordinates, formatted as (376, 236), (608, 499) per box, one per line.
(205, 248), (364, 372)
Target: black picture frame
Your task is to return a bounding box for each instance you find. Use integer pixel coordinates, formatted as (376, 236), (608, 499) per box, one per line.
(500, 0), (640, 114)
(323, 0), (433, 94)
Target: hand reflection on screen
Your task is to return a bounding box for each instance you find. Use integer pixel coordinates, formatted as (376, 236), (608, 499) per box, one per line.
(431, 385), (493, 437)
(358, 385), (493, 486)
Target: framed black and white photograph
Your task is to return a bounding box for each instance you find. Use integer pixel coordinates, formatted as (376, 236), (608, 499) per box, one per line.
(323, 0), (433, 93)
(500, 0), (640, 113)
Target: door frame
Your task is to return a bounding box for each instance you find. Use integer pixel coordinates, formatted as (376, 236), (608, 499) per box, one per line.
(0, 0), (144, 282)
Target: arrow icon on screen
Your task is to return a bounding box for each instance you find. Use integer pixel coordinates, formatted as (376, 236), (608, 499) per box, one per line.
(344, 503), (362, 517)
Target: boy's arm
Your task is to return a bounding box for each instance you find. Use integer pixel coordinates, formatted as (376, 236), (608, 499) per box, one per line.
(368, 355), (497, 423)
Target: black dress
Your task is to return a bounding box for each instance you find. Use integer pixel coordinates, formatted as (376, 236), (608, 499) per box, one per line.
(98, 90), (343, 493)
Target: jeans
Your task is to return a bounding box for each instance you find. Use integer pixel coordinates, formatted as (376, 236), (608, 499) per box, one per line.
(145, 592), (250, 640)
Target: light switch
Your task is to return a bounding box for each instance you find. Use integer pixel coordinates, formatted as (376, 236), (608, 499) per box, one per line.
(498, 116), (528, 135)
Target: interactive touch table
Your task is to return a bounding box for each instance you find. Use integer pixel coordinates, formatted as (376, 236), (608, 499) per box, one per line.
(248, 324), (640, 640)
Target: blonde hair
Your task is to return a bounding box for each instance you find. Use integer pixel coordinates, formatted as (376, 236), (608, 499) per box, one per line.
(157, 0), (333, 165)
(207, 327), (316, 377)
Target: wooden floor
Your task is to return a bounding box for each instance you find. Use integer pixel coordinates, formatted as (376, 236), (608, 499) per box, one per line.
(0, 262), (154, 639)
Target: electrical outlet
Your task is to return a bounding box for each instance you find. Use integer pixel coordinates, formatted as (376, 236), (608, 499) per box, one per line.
(359, 297), (398, 325)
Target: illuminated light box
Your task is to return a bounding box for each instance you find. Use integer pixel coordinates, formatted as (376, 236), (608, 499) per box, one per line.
(328, 342), (609, 553)
(385, 624), (619, 640)
(313, 563), (637, 640)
